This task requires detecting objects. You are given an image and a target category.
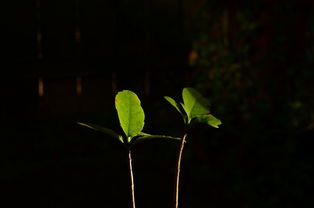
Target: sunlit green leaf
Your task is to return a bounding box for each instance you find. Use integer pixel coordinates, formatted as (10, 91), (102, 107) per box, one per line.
(136, 132), (181, 142)
(195, 114), (222, 128)
(129, 132), (181, 147)
(164, 96), (183, 115)
(182, 87), (211, 123)
(77, 122), (124, 143)
(164, 96), (187, 124)
(115, 90), (145, 139)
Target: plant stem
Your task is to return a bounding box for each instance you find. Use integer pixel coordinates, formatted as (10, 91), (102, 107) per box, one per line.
(128, 150), (136, 208)
(174, 133), (187, 208)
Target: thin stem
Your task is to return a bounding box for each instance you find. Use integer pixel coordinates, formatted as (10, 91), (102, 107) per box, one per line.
(128, 150), (136, 208)
(174, 133), (187, 208)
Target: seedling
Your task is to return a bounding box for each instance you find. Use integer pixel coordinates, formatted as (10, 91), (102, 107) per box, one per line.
(78, 90), (179, 208)
(164, 87), (222, 208)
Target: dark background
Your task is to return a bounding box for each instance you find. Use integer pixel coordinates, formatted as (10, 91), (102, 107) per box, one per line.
(1, 0), (313, 207)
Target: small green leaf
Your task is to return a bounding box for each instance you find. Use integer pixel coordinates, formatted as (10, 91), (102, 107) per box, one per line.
(164, 96), (184, 115)
(131, 132), (181, 146)
(182, 87), (211, 123)
(77, 122), (124, 143)
(195, 114), (222, 128)
(137, 132), (181, 141)
(164, 96), (188, 124)
(115, 90), (145, 139)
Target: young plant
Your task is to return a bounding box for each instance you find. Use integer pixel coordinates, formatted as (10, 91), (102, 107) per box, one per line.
(164, 87), (222, 208)
(78, 90), (179, 208)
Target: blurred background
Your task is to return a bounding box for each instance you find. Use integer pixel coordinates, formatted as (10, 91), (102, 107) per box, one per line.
(0, 0), (313, 207)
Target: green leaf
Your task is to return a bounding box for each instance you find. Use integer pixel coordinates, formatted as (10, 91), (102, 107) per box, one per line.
(130, 132), (181, 147)
(195, 114), (222, 128)
(182, 87), (211, 123)
(77, 122), (124, 143)
(164, 96), (188, 124)
(164, 96), (184, 115)
(137, 132), (181, 141)
(115, 90), (145, 139)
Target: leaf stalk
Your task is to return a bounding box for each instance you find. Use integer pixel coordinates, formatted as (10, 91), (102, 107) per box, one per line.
(128, 150), (136, 208)
(174, 133), (187, 208)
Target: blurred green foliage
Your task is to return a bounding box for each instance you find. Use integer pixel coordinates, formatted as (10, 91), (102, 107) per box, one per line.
(178, 1), (314, 207)
(188, 1), (314, 131)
